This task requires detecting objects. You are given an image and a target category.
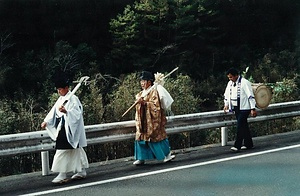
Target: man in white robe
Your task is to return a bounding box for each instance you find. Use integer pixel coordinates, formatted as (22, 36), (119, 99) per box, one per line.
(41, 72), (89, 184)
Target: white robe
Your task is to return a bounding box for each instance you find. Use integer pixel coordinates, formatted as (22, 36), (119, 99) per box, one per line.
(51, 148), (89, 173)
(44, 91), (87, 148)
(44, 91), (89, 173)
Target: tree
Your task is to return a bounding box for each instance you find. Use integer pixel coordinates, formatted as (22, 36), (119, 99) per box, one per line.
(0, 31), (15, 96)
(109, 5), (140, 74)
(108, 0), (222, 78)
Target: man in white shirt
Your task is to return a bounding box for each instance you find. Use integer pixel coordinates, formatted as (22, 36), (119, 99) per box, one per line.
(223, 68), (257, 152)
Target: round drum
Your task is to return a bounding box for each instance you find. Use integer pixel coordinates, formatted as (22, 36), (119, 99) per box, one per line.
(252, 83), (272, 109)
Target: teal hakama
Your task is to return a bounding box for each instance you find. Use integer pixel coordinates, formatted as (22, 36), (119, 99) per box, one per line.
(134, 138), (171, 161)
(133, 71), (175, 164)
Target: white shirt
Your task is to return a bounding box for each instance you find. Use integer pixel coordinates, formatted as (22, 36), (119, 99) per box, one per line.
(224, 77), (256, 111)
(230, 83), (238, 106)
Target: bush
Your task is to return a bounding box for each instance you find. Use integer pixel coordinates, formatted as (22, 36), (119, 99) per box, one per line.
(270, 77), (299, 103)
(0, 99), (16, 135)
(105, 73), (141, 122)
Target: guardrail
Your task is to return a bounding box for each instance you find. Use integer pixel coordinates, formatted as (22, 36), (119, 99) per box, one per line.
(1, 100), (300, 175)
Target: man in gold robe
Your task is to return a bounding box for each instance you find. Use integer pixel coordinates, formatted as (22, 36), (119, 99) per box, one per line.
(133, 71), (175, 165)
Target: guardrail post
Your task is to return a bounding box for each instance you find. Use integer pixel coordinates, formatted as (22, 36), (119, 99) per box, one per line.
(221, 127), (228, 146)
(41, 151), (50, 176)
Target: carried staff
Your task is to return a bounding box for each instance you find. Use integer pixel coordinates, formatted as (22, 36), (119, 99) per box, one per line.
(122, 67), (178, 117)
(61, 76), (90, 106)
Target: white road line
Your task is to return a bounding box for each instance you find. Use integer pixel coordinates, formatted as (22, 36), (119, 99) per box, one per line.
(20, 144), (300, 196)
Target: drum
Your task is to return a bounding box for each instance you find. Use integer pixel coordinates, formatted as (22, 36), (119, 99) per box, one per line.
(252, 83), (272, 109)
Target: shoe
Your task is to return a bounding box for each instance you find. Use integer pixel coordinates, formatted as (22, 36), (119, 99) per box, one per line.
(52, 173), (68, 184)
(164, 153), (176, 163)
(230, 147), (240, 152)
(241, 146), (254, 150)
(133, 160), (145, 165)
(71, 170), (87, 180)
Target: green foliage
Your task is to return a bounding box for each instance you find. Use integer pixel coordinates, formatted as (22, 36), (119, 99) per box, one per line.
(0, 99), (16, 135)
(108, 0), (221, 75)
(0, 96), (45, 135)
(53, 41), (97, 76)
(47, 93), (60, 109)
(252, 50), (297, 83)
(246, 50), (299, 103)
(0, 32), (14, 93)
(270, 77), (299, 103)
(12, 97), (45, 133)
(164, 73), (201, 114)
(109, 5), (139, 47)
(108, 5), (141, 73)
(105, 73), (141, 122)
(80, 74), (106, 125)
(196, 74), (226, 111)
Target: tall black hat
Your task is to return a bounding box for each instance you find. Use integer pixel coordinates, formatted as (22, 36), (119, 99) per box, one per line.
(139, 71), (154, 81)
(53, 71), (70, 88)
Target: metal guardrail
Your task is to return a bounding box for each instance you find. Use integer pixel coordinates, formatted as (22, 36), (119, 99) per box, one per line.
(1, 100), (300, 175)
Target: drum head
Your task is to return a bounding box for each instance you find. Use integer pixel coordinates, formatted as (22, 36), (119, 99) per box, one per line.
(254, 85), (272, 109)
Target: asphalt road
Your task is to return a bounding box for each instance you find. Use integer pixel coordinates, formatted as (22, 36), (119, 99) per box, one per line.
(1, 130), (300, 196)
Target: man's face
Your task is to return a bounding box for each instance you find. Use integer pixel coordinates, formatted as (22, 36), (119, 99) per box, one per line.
(140, 80), (151, 90)
(57, 86), (69, 96)
(227, 73), (239, 82)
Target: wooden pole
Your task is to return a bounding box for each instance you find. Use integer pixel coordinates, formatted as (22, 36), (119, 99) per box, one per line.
(121, 67), (178, 118)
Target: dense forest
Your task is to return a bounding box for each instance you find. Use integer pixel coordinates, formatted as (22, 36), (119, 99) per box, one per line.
(1, 0), (300, 175)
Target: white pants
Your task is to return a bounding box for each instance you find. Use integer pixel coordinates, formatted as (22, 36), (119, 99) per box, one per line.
(51, 147), (89, 173)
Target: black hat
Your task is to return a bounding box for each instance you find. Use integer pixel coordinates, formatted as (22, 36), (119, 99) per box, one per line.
(53, 71), (70, 88)
(139, 71), (154, 81)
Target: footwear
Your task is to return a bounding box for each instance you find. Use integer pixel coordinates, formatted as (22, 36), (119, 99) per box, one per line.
(241, 146), (254, 150)
(52, 173), (68, 184)
(230, 147), (240, 152)
(164, 153), (176, 163)
(71, 170), (87, 180)
(133, 160), (145, 165)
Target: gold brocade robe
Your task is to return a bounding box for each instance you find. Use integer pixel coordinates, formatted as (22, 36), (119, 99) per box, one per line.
(135, 88), (167, 142)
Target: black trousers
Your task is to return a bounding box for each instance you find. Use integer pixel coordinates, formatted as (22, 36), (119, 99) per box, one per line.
(233, 107), (253, 149)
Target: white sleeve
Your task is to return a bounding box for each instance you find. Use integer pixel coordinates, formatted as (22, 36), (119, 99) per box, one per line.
(243, 79), (256, 109)
(64, 96), (84, 148)
(44, 99), (61, 141)
(224, 81), (231, 107)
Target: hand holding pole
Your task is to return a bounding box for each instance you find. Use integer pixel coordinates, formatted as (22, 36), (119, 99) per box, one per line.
(121, 67), (178, 117)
